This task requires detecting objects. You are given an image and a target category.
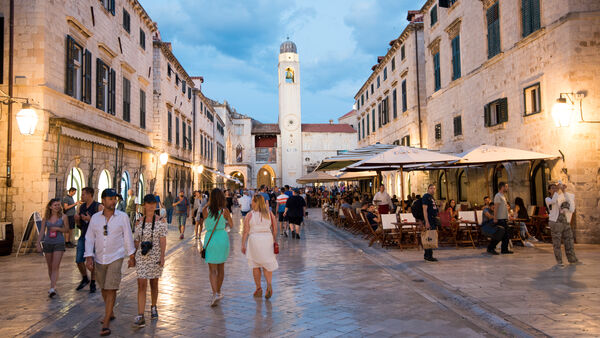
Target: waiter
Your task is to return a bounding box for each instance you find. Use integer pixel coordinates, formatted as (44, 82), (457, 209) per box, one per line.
(373, 184), (393, 214)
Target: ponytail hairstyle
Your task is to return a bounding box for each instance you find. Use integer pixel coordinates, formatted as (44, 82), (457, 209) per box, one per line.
(252, 194), (270, 219)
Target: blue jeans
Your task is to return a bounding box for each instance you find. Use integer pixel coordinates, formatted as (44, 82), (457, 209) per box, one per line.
(166, 208), (174, 224)
(176, 213), (187, 227)
(75, 237), (86, 263)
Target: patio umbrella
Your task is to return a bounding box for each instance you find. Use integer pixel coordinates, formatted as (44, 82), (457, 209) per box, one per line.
(336, 171), (377, 180)
(455, 144), (559, 165)
(296, 171), (338, 184)
(315, 143), (397, 171)
(345, 146), (461, 211)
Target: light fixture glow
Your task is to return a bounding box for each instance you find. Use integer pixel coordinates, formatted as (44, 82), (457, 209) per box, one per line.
(16, 103), (38, 136)
(263, 171), (268, 176)
(197, 165), (204, 174)
(551, 97), (572, 127)
(159, 152), (169, 165)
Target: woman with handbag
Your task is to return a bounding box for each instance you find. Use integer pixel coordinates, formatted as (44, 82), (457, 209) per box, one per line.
(241, 195), (279, 299)
(202, 188), (233, 307)
(132, 194), (167, 327)
(36, 198), (69, 298)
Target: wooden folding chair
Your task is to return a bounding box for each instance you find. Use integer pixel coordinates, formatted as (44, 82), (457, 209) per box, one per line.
(397, 213), (420, 250)
(456, 211), (477, 248)
(475, 210), (485, 246)
(438, 210), (458, 247)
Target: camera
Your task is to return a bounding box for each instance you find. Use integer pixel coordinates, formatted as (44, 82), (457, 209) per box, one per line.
(140, 241), (153, 255)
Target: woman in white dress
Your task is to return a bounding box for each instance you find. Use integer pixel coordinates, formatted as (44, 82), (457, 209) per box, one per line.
(241, 194), (278, 299)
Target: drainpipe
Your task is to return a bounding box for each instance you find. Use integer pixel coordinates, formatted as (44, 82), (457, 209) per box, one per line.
(414, 27), (423, 148)
(3, 0), (14, 220)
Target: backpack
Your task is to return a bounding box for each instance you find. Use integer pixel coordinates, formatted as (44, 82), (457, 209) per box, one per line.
(411, 198), (424, 221)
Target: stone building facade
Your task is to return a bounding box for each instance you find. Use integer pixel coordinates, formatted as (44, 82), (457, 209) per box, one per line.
(0, 0), (160, 245)
(352, 0), (600, 242)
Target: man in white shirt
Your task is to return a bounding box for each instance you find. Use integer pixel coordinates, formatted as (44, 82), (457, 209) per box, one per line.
(373, 184), (393, 214)
(85, 188), (136, 336)
(239, 190), (252, 217)
(545, 182), (579, 266)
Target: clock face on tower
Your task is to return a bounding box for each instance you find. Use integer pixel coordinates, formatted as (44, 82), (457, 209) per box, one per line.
(284, 115), (299, 131)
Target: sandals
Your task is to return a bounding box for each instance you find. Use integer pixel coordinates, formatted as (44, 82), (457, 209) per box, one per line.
(100, 327), (111, 336)
(253, 288), (262, 298)
(99, 316), (116, 324)
(265, 285), (273, 299)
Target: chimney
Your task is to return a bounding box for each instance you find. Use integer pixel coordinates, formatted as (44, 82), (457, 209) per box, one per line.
(329, 119), (333, 124)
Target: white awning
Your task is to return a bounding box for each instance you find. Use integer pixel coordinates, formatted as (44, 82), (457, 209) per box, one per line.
(204, 168), (242, 185)
(61, 126), (118, 148)
(124, 143), (153, 154)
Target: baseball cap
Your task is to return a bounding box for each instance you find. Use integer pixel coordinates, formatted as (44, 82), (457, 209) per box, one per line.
(293, 188), (300, 194)
(101, 188), (117, 198)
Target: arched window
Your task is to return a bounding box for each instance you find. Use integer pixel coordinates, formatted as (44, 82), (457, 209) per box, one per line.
(492, 165), (507, 195)
(437, 171), (447, 200)
(137, 174), (145, 204)
(66, 167), (85, 201)
(458, 170), (467, 202)
(529, 161), (550, 206)
(236, 145), (243, 163)
(285, 67), (295, 83)
(120, 171), (130, 197)
(97, 170), (112, 202)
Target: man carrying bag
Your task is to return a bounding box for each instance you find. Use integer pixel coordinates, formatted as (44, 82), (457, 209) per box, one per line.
(421, 184), (439, 262)
(480, 202), (505, 255)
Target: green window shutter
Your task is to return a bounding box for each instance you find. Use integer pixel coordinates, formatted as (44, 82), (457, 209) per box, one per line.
(188, 125), (192, 149)
(522, 0), (531, 37)
(452, 36), (461, 80)
(392, 89), (397, 119)
(109, 69), (116, 115)
(96, 59), (104, 111)
(110, 0), (115, 15)
(65, 35), (75, 96)
(484, 104), (491, 127)
(487, 3), (501, 58)
(499, 98), (508, 123)
(83, 50), (92, 104)
(531, 0), (540, 32)
(401, 80), (407, 112)
(140, 90), (146, 129)
(366, 114), (370, 135)
(378, 103), (382, 127)
(433, 53), (441, 91)
(122, 77), (130, 122)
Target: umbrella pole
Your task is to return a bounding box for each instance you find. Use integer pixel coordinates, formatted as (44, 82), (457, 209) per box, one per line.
(485, 165), (490, 198)
(444, 168), (450, 203)
(400, 166), (405, 213)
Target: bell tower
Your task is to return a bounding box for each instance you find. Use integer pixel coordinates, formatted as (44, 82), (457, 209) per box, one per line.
(278, 39), (303, 187)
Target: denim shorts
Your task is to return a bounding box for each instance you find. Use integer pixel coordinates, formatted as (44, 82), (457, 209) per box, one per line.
(75, 237), (86, 263)
(43, 242), (65, 253)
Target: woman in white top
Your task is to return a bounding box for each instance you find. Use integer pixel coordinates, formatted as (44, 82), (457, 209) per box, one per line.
(241, 194), (278, 299)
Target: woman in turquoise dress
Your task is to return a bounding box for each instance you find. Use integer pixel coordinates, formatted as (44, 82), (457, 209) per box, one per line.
(202, 188), (233, 306)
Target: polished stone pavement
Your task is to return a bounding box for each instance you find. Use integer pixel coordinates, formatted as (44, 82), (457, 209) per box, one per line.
(1, 208), (598, 337)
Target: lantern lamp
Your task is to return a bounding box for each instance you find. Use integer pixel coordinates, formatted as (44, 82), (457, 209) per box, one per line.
(16, 103), (38, 135)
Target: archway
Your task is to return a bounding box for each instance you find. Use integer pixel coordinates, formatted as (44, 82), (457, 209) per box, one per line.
(120, 171), (131, 198)
(257, 165), (275, 188)
(492, 165), (508, 195)
(530, 161), (550, 206)
(66, 167), (85, 201)
(97, 169), (112, 202)
(437, 171), (447, 201)
(227, 171), (244, 191)
(137, 174), (145, 204)
(457, 170), (467, 202)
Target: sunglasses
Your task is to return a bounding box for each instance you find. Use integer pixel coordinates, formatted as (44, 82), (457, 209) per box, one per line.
(103, 224), (108, 236)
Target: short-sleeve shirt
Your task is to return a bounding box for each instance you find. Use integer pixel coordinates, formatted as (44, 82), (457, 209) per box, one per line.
(175, 197), (189, 214)
(154, 195), (161, 210)
(482, 207), (493, 224)
(62, 195), (76, 216)
(422, 193), (438, 222)
(494, 193), (508, 220)
(260, 192), (270, 203)
(276, 194), (289, 213)
(284, 191), (293, 198)
(78, 201), (100, 240)
(285, 195), (306, 218)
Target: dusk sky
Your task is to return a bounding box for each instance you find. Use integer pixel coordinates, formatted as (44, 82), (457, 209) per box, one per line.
(143, 0), (426, 123)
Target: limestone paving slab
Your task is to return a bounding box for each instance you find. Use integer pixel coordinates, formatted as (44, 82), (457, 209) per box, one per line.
(2, 209), (490, 337)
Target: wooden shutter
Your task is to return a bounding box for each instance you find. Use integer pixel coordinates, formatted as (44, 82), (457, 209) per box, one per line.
(188, 125), (192, 149)
(66, 35), (75, 96)
(182, 122), (186, 148)
(377, 103), (382, 127)
(499, 98), (508, 123)
(484, 104), (491, 127)
(531, 0), (540, 32)
(452, 36), (461, 80)
(110, 0), (115, 15)
(168, 112), (172, 142)
(433, 53), (440, 91)
(140, 90), (146, 129)
(522, 0), (531, 37)
(487, 3), (501, 58)
(108, 69), (116, 115)
(392, 89), (397, 119)
(96, 59), (105, 110)
(82, 50), (92, 104)
(402, 80), (407, 112)
(122, 77), (130, 122)
(176, 117), (179, 146)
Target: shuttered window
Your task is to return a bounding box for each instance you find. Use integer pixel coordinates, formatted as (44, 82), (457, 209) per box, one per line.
(188, 125), (192, 150)
(522, 0), (541, 37)
(139, 29), (146, 50)
(101, 0), (115, 15)
(378, 103), (382, 128)
(487, 2), (501, 59)
(167, 64), (172, 77)
(139, 90), (146, 129)
(451, 35), (461, 80)
(383, 67), (387, 81)
(401, 135), (410, 146)
(123, 9), (130, 33)
(401, 45), (405, 60)
(484, 98), (508, 127)
(366, 114), (370, 135)
(168, 111), (172, 143)
(188, 87), (192, 100)
(435, 124), (442, 141)
(175, 116), (180, 146)
(391, 57), (395, 71)
(96, 58), (110, 112)
(433, 52), (441, 91)
(122, 77), (130, 122)
(401, 80), (407, 112)
(392, 89), (397, 119)
(82, 50), (92, 104)
(66, 35), (88, 101)
(453, 116), (462, 136)
(182, 121), (186, 149)
(371, 109), (376, 132)
(182, 80), (186, 94)
(430, 5), (438, 26)
(108, 69), (116, 115)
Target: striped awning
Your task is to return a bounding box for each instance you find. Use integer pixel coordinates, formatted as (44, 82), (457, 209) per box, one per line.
(61, 126), (118, 148)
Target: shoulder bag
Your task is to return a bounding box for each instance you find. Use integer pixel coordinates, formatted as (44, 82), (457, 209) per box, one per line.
(201, 210), (223, 259)
(269, 212), (279, 254)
